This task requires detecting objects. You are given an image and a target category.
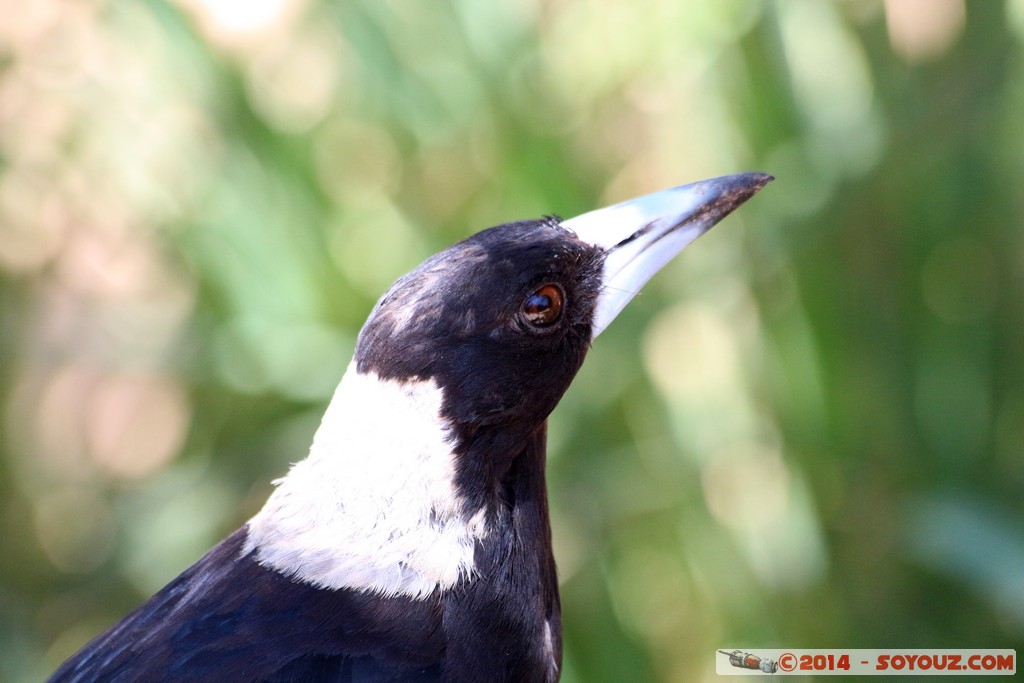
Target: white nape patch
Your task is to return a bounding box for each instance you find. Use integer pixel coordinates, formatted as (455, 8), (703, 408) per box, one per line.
(244, 361), (487, 599)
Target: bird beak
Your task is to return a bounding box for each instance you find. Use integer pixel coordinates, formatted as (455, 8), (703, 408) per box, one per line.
(561, 172), (773, 338)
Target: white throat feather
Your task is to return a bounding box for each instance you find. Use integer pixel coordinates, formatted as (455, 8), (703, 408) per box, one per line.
(243, 361), (486, 599)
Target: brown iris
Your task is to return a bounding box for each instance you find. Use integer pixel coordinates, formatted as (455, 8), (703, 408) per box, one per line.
(522, 284), (565, 328)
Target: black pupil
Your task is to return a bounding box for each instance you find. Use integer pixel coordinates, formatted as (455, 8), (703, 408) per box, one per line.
(523, 287), (561, 327)
(525, 293), (551, 313)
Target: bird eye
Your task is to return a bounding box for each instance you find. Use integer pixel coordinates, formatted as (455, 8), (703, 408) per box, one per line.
(522, 284), (565, 328)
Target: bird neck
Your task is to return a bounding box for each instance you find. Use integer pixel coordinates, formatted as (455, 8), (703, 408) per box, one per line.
(443, 425), (562, 682)
(243, 362), (561, 677)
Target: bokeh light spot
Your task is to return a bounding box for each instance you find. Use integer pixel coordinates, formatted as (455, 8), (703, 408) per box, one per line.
(885, 0), (965, 63)
(86, 375), (191, 480)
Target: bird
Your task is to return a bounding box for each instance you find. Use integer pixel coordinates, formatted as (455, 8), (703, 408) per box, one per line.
(49, 172), (772, 683)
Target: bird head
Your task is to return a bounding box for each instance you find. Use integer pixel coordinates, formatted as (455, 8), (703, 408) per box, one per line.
(245, 172), (772, 599)
(356, 172), (773, 441)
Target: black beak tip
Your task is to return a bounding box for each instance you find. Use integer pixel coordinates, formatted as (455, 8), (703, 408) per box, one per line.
(740, 171), (775, 192)
(705, 172), (774, 215)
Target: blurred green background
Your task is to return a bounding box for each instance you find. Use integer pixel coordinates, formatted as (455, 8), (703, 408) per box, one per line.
(1, 0), (1023, 681)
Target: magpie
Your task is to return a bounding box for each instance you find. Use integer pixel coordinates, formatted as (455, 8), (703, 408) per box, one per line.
(50, 172), (772, 683)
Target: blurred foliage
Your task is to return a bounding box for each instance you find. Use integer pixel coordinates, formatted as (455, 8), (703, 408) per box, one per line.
(1, 0), (1023, 681)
